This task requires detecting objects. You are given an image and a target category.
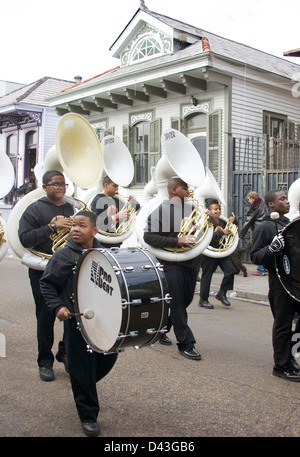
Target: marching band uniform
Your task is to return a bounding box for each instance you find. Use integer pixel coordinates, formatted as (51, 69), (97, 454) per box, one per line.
(40, 234), (118, 435)
(251, 206), (300, 381)
(19, 189), (73, 380)
(40, 211), (118, 436)
(144, 184), (202, 361)
(199, 202), (235, 309)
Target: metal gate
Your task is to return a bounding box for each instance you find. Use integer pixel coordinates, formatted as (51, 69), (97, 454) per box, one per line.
(229, 135), (299, 251)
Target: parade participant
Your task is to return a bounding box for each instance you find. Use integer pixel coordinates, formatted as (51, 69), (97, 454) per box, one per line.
(18, 170), (73, 381)
(239, 191), (268, 276)
(143, 177), (202, 360)
(91, 175), (140, 247)
(251, 189), (300, 382)
(40, 211), (118, 436)
(199, 199), (235, 309)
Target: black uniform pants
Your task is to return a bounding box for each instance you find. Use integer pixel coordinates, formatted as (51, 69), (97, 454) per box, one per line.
(64, 318), (118, 423)
(200, 255), (235, 300)
(268, 273), (300, 371)
(29, 268), (65, 368)
(164, 264), (198, 351)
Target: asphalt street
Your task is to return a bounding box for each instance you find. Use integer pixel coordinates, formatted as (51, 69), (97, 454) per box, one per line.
(0, 256), (299, 439)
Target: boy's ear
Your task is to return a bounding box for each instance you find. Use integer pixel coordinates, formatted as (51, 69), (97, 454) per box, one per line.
(92, 226), (99, 237)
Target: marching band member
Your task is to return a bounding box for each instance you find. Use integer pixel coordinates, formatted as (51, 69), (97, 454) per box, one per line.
(251, 189), (300, 382)
(199, 199), (235, 309)
(143, 177), (202, 360)
(40, 211), (118, 436)
(18, 170), (73, 381)
(90, 175), (140, 247)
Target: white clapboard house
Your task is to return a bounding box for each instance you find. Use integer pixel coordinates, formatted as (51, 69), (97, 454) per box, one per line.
(16, 7), (300, 227)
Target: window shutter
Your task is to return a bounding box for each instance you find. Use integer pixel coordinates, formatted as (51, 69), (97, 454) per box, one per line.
(149, 119), (161, 180)
(208, 111), (221, 182)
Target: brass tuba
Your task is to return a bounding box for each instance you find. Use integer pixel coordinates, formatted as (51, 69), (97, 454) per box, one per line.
(7, 113), (103, 270)
(136, 128), (214, 262)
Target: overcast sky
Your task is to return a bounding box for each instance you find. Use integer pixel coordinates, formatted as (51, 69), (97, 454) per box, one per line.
(1, 0), (300, 85)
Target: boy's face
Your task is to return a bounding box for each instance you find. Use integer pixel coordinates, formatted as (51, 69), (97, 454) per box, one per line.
(71, 215), (98, 248)
(209, 203), (221, 217)
(104, 182), (118, 197)
(173, 183), (189, 202)
(43, 175), (67, 203)
(269, 191), (290, 215)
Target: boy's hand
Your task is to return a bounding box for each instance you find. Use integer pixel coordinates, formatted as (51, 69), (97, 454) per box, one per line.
(56, 307), (70, 321)
(268, 234), (285, 253)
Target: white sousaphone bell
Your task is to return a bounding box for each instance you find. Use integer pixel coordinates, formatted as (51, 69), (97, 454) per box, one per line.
(136, 128), (214, 262)
(82, 135), (136, 245)
(6, 113), (104, 270)
(0, 152), (15, 262)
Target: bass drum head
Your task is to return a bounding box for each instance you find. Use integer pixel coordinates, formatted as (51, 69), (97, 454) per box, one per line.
(74, 249), (123, 352)
(73, 247), (169, 353)
(276, 217), (300, 302)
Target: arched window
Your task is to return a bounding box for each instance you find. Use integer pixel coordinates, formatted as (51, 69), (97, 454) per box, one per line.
(130, 36), (162, 64)
(25, 130), (37, 180)
(6, 134), (18, 176)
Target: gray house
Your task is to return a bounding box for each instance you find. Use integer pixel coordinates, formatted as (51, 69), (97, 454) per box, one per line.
(0, 76), (74, 210)
(46, 6), (300, 227)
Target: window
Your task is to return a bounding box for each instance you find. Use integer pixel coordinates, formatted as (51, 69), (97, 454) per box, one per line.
(131, 36), (162, 64)
(6, 134), (18, 177)
(123, 119), (161, 186)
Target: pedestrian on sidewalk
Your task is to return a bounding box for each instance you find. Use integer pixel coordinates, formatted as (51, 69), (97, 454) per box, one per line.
(251, 189), (300, 382)
(239, 191), (268, 276)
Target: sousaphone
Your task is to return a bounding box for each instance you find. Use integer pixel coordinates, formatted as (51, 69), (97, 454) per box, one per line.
(7, 113), (103, 269)
(82, 135), (136, 245)
(0, 153), (15, 262)
(136, 128), (214, 262)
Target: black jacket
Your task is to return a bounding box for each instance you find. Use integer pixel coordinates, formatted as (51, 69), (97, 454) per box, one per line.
(91, 193), (140, 233)
(40, 237), (102, 316)
(240, 198), (268, 240)
(18, 197), (74, 255)
(250, 213), (289, 274)
(143, 199), (201, 269)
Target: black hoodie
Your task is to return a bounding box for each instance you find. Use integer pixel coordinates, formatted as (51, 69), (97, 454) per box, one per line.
(40, 237), (102, 316)
(250, 212), (290, 274)
(18, 196), (74, 255)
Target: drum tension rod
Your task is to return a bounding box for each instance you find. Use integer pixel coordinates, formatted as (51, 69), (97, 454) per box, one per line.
(146, 328), (168, 335)
(117, 331), (138, 340)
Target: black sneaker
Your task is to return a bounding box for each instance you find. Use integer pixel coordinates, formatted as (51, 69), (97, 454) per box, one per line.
(39, 366), (55, 382)
(159, 334), (172, 345)
(272, 368), (300, 382)
(82, 421), (100, 437)
(199, 298), (214, 309)
(180, 347), (202, 360)
(56, 351), (69, 373)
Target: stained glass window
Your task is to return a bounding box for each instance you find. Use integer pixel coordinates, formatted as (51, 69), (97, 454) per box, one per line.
(131, 36), (162, 62)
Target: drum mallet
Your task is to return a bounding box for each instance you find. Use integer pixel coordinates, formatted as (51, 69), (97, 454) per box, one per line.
(69, 309), (95, 319)
(270, 212), (280, 233)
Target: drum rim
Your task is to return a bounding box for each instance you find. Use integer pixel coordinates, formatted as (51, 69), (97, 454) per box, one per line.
(275, 217), (300, 302)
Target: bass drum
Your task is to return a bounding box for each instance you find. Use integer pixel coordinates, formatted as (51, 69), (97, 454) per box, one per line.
(73, 246), (170, 353)
(275, 217), (300, 302)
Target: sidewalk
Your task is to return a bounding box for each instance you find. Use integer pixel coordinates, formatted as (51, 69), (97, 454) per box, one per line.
(6, 247), (269, 304)
(196, 262), (269, 305)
